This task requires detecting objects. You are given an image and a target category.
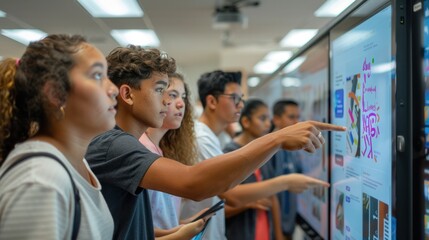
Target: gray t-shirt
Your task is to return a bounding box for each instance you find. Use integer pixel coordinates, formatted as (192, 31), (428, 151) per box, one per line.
(86, 126), (160, 240)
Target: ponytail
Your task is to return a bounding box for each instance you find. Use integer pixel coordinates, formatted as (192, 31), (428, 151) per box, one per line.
(0, 58), (24, 162)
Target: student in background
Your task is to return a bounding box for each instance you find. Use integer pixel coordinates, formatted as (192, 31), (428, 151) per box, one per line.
(0, 34), (117, 239)
(180, 70), (337, 240)
(271, 99), (303, 240)
(223, 98), (283, 240)
(85, 46), (344, 239)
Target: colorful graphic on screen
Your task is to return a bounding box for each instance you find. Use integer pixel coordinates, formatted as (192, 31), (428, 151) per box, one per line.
(330, 6), (393, 240)
(346, 74), (361, 158)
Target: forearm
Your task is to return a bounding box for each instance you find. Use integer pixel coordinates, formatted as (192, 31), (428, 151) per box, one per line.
(220, 176), (287, 206)
(143, 133), (281, 201)
(271, 196), (283, 240)
(224, 204), (250, 218)
(154, 227), (180, 237)
(184, 133), (281, 199)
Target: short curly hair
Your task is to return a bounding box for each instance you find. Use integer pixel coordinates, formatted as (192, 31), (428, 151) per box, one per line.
(106, 45), (176, 89)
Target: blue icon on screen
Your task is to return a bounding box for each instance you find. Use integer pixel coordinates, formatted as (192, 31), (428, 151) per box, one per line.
(335, 89), (344, 118)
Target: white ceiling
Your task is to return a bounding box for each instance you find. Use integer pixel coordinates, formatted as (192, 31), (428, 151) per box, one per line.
(0, 0), (336, 96)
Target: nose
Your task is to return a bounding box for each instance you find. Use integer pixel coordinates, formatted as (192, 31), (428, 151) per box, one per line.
(236, 99), (245, 109)
(162, 92), (172, 106)
(108, 81), (119, 99)
(176, 99), (184, 109)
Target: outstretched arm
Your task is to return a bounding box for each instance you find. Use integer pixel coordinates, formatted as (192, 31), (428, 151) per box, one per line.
(219, 173), (329, 206)
(142, 121), (344, 202)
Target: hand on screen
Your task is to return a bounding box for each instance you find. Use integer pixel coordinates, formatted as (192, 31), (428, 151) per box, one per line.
(278, 121), (346, 153)
(282, 173), (330, 193)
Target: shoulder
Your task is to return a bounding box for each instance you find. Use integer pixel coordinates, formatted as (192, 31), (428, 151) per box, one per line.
(87, 127), (149, 160)
(0, 144), (74, 199)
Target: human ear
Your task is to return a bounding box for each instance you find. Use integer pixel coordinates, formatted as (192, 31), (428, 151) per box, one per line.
(119, 85), (134, 106)
(241, 116), (251, 129)
(206, 95), (217, 110)
(42, 81), (66, 120)
(42, 80), (65, 109)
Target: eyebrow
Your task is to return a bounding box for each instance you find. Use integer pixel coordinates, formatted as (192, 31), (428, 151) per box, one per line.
(91, 62), (105, 69)
(155, 79), (168, 86)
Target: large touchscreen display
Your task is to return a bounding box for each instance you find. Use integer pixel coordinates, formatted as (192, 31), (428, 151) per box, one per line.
(330, 6), (393, 240)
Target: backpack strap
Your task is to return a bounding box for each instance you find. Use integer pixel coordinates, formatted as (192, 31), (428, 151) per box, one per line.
(0, 152), (81, 240)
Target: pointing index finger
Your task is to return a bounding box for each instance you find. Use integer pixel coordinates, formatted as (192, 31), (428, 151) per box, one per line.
(310, 121), (346, 131)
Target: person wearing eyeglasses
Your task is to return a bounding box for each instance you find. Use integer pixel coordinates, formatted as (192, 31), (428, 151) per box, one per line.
(271, 99), (303, 240)
(85, 51), (344, 239)
(180, 71), (337, 240)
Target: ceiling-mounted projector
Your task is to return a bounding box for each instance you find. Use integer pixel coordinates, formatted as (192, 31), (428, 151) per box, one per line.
(212, 5), (248, 30)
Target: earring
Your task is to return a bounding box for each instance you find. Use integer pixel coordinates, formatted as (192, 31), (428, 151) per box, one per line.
(59, 105), (66, 119)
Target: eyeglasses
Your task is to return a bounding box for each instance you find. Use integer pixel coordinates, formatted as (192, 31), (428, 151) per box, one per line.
(216, 93), (245, 107)
(287, 114), (300, 120)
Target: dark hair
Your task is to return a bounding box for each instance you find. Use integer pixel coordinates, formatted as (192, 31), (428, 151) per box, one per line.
(0, 34), (87, 162)
(272, 99), (299, 117)
(159, 72), (198, 166)
(238, 99), (267, 129)
(197, 70), (241, 108)
(106, 45), (176, 89)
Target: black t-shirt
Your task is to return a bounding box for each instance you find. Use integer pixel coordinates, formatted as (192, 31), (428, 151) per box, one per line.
(86, 126), (160, 240)
(223, 141), (275, 240)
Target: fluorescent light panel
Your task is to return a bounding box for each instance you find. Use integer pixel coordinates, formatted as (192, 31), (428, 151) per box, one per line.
(264, 51), (292, 64)
(253, 61), (280, 74)
(1, 29), (47, 45)
(247, 77), (261, 87)
(0, 10), (6, 17)
(77, 0), (143, 17)
(314, 0), (355, 17)
(111, 29), (160, 47)
(280, 29), (318, 47)
(282, 77), (301, 87)
(284, 57), (306, 73)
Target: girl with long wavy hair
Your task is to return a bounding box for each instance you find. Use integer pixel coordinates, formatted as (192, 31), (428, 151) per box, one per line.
(139, 72), (200, 236)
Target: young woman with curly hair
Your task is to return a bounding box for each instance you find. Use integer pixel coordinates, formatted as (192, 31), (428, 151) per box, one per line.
(0, 34), (118, 239)
(139, 72), (200, 236)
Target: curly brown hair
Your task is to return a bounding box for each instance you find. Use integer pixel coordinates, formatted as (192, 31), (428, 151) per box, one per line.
(159, 73), (198, 166)
(0, 34), (87, 162)
(106, 45), (176, 90)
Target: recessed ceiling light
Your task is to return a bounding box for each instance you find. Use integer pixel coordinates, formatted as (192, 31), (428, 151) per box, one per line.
(111, 29), (160, 47)
(247, 77), (261, 87)
(77, 0), (143, 18)
(314, 0), (355, 17)
(0, 10), (6, 17)
(284, 57), (306, 73)
(1, 29), (47, 45)
(280, 29), (318, 48)
(253, 61), (280, 74)
(282, 77), (301, 87)
(263, 51), (293, 64)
